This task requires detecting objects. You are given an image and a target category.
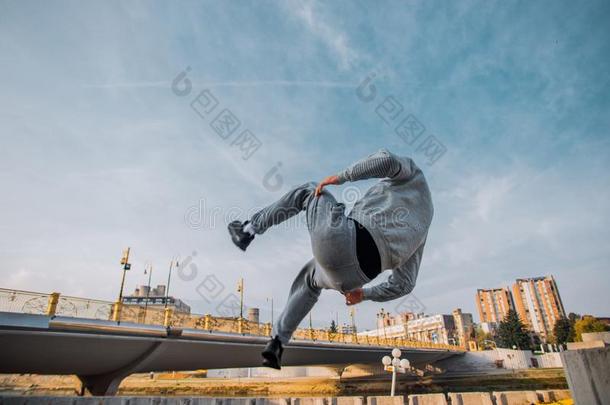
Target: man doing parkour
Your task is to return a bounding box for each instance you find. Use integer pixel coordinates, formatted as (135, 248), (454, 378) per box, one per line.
(227, 149), (433, 369)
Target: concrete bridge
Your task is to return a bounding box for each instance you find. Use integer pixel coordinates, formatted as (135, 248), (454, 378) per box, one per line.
(0, 311), (462, 396)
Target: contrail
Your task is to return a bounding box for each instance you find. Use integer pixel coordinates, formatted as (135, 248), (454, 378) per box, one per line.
(84, 80), (356, 89)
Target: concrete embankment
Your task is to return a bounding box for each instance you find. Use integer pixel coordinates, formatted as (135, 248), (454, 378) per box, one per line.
(0, 391), (572, 405)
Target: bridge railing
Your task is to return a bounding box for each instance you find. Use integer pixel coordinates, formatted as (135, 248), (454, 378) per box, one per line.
(0, 288), (115, 319)
(0, 288), (52, 315)
(0, 288), (464, 351)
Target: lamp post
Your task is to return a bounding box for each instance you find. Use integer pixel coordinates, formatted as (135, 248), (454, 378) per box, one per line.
(164, 257), (179, 309)
(381, 348), (411, 396)
(237, 278), (244, 319)
(113, 247), (131, 322)
(349, 307), (358, 342)
(266, 296), (274, 331)
(117, 247), (131, 302)
(143, 263), (153, 323)
(377, 308), (388, 340)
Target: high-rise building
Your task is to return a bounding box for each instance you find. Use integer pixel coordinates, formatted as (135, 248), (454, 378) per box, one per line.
(512, 276), (566, 341)
(476, 287), (515, 324)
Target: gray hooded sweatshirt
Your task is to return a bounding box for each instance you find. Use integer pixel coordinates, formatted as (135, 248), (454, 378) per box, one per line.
(336, 148), (433, 302)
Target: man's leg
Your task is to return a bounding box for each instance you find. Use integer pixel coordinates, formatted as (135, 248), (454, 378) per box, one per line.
(261, 258), (322, 369)
(254, 183), (352, 368)
(270, 183), (355, 345)
(272, 186), (354, 344)
(229, 182), (318, 251)
(274, 258), (321, 345)
(248, 182), (318, 234)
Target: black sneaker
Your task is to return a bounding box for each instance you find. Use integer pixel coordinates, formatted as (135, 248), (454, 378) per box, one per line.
(261, 336), (284, 370)
(228, 220), (254, 251)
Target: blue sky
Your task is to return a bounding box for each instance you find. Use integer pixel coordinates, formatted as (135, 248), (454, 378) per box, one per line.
(1, 0), (609, 330)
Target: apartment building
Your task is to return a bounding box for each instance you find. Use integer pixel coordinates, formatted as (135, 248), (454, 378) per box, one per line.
(476, 287), (515, 324)
(512, 276), (566, 341)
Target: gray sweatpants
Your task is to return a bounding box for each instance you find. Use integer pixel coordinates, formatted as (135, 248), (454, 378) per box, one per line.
(249, 182), (371, 344)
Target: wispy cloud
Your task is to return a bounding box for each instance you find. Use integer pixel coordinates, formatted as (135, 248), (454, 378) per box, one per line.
(84, 80), (357, 89)
(282, 0), (361, 70)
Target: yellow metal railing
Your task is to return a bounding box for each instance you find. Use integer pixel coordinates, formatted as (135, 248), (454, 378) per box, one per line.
(0, 288), (465, 351)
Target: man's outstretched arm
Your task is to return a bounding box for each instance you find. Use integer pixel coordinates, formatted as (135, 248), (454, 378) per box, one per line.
(316, 148), (412, 196)
(336, 148), (405, 184)
(345, 243), (424, 304)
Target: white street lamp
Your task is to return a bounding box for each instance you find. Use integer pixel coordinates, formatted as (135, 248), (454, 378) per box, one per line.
(382, 347), (410, 396)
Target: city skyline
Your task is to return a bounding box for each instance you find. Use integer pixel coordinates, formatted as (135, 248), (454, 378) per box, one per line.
(0, 245), (599, 333)
(0, 269), (574, 339)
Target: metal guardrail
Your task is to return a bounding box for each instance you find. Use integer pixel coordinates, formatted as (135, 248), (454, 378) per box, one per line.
(0, 288), (113, 319)
(0, 288), (464, 351)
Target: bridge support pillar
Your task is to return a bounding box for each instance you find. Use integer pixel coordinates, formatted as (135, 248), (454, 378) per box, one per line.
(77, 340), (166, 396)
(78, 372), (125, 396)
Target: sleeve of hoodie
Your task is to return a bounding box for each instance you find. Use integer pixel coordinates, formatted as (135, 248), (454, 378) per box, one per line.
(362, 243), (425, 302)
(335, 148), (414, 184)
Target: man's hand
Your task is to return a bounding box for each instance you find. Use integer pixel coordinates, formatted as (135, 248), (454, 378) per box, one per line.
(315, 175), (340, 197)
(344, 288), (364, 305)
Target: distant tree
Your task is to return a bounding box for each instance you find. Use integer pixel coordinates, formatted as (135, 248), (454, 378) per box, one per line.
(553, 317), (573, 346)
(329, 319), (338, 333)
(574, 316), (609, 341)
(531, 333), (542, 351)
(473, 326), (495, 350)
(497, 310), (531, 350)
(567, 313), (581, 342)
(568, 312), (581, 323)
(470, 326), (477, 340)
